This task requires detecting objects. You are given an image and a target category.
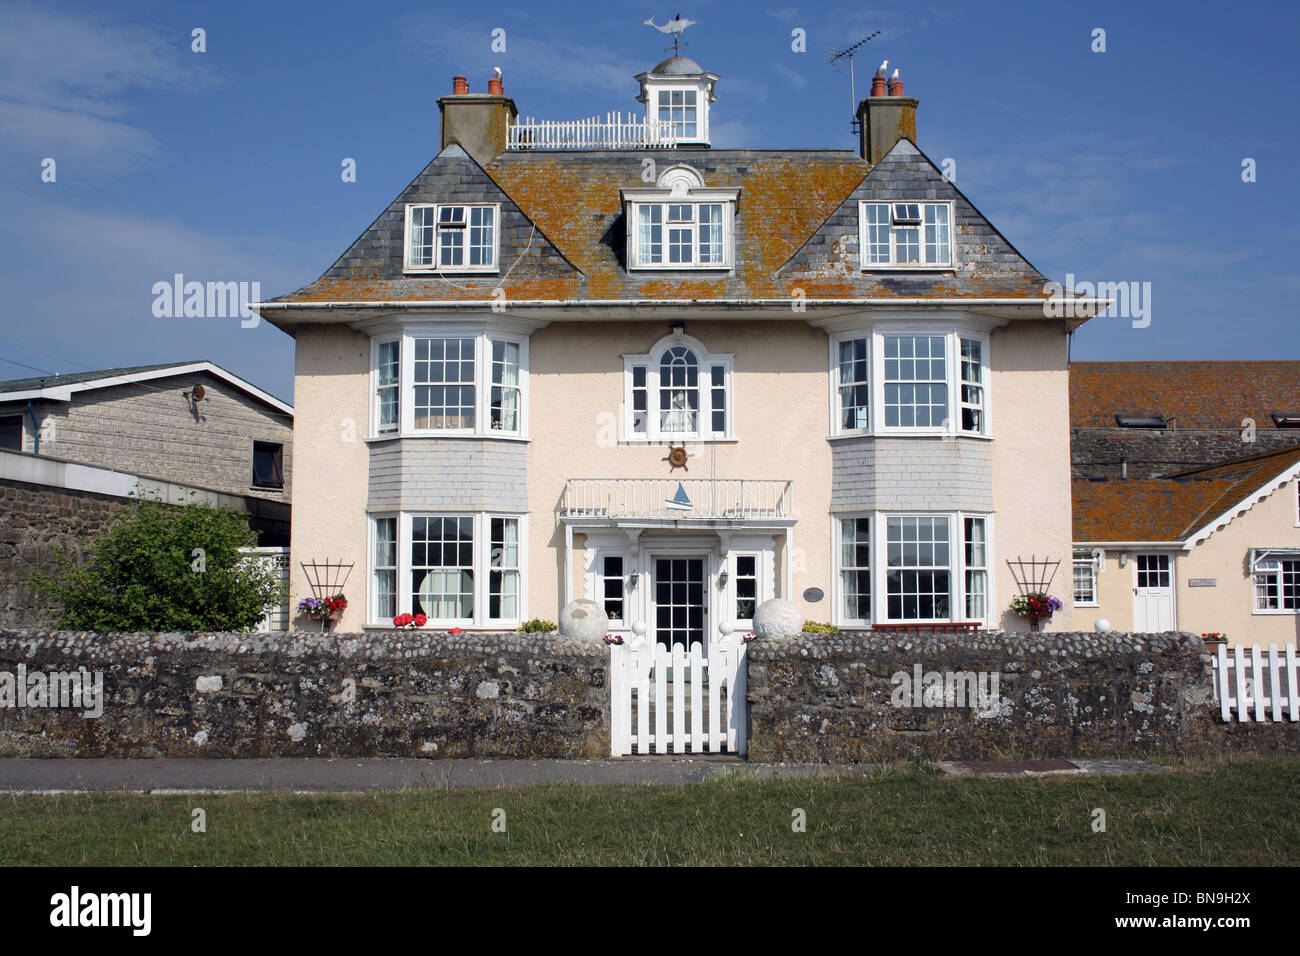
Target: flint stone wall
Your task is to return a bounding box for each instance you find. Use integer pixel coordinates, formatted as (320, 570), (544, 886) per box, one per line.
(746, 630), (1299, 761)
(0, 629), (608, 758)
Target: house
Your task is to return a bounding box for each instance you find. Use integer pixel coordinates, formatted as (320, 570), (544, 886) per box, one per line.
(0, 361), (294, 544)
(255, 51), (1106, 637)
(1071, 362), (1300, 645)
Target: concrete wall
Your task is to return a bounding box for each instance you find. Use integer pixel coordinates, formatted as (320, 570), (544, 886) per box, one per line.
(0, 629), (608, 758)
(1084, 476), (1300, 646)
(0, 371), (293, 503)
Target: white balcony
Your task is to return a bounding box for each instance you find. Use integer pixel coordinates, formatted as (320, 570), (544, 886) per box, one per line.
(507, 112), (679, 151)
(561, 478), (794, 525)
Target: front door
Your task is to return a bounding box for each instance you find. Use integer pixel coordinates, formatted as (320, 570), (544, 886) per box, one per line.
(1133, 553), (1175, 630)
(654, 556), (706, 650)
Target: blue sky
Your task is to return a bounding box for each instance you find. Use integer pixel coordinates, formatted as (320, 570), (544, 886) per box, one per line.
(1, 0), (1296, 403)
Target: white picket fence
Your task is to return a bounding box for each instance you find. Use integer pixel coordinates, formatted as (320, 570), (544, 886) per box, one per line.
(1210, 643), (1300, 722)
(610, 638), (748, 756)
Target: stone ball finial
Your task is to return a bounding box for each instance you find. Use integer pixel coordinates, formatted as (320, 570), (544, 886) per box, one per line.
(559, 600), (609, 641)
(753, 599), (803, 639)
(1095, 618), (1111, 634)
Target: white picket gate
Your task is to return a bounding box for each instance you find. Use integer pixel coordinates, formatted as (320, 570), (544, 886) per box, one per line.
(1210, 643), (1300, 722)
(609, 638), (748, 756)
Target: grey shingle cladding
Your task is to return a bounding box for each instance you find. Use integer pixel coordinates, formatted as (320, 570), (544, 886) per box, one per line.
(831, 437), (994, 513)
(368, 438), (528, 513)
(779, 139), (1047, 295)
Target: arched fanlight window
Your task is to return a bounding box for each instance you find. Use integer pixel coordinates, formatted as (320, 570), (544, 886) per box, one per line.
(659, 345), (699, 433)
(624, 333), (732, 441)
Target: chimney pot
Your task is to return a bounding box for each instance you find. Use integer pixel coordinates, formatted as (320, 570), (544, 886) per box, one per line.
(887, 76), (903, 96)
(870, 75), (887, 97)
(487, 76), (503, 95)
(452, 75), (469, 95)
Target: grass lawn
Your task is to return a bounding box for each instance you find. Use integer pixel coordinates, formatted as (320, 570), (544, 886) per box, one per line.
(1, 756), (1296, 866)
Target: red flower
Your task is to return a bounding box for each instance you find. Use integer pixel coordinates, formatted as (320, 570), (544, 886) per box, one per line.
(448, 627), (463, 635)
(414, 613), (427, 627)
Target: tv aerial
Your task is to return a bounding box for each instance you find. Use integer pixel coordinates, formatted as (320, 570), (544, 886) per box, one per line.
(828, 31), (881, 134)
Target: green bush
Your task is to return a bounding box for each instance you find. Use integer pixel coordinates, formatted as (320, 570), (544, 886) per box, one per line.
(29, 496), (282, 632)
(517, 618), (557, 633)
(802, 620), (838, 633)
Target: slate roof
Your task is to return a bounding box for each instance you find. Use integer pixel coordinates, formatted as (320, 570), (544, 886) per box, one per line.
(1070, 361), (1300, 429)
(1073, 445), (1300, 543)
(0, 362), (193, 394)
(270, 138), (1049, 306)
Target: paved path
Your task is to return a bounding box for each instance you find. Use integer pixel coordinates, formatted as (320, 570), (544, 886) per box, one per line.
(0, 757), (1165, 793)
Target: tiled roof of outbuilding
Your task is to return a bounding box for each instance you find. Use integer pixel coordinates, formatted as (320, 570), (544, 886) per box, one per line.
(1070, 361), (1300, 429)
(1073, 445), (1300, 543)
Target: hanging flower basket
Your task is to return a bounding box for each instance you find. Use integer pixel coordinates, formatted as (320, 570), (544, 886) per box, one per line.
(1010, 592), (1063, 630)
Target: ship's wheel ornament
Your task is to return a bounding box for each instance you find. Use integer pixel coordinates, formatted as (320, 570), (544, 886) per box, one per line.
(663, 443), (689, 471)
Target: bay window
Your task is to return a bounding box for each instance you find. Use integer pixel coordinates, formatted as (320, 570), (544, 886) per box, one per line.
(829, 328), (989, 436)
(370, 328), (528, 439)
(371, 513), (525, 626)
(833, 512), (993, 627)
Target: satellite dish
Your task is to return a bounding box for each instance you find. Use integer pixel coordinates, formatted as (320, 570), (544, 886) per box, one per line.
(191, 384), (206, 402)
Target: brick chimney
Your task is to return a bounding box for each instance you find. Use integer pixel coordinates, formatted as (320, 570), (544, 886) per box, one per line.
(857, 65), (918, 165)
(438, 74), (517, 166)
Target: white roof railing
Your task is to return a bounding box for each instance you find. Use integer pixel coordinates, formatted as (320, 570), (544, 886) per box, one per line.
(507, 112), (679, 150)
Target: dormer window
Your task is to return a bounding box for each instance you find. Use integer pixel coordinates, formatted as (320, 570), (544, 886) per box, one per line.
(404, 203), (499, 273)
(624, 165), (737, 271)
(859, 200), (952, 269)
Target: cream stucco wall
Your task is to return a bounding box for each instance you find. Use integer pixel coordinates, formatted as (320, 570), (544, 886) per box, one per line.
(285, 313), (1076, 634)
(527, 319), (834, 624)
(990, 320), (1076, 631)
(288, 325), (372, 630)
(1083, 475), (1300, 647)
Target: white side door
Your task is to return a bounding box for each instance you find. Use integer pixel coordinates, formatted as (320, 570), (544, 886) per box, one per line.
(1133, 553), (1175, 631)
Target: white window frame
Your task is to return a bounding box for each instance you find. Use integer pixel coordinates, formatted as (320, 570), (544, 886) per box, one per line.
(403, 202), (500, 274)
(369, 512), (527, 628)
(627, 199), (734, 270)
(831, 511), (994, 628)
(731, 551), (761, 627)
(834, 516), (873, 628)
(828, 326), (991, 438)
(369, 326), (529, 440)
(1252, 550), (1300, 615)
(623, 332), (733, 442)
(1072, 547), (1100, 607)
(655, 86), (703, 141)
(858, 200), (954, 269)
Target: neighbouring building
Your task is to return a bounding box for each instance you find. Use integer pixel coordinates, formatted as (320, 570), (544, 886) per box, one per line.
(256, 51), (1108, 638)
(0, 361), (294, 544)
(0, 361), (294, 626)
(1071, 362), (1300, 645)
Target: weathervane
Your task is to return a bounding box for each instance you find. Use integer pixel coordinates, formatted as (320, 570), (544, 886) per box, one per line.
(644, 14), (695, 55)
(828, 31), (881, 135)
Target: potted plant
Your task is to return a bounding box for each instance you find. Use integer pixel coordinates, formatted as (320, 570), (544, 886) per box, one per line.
(324, 594), (348, 625)
(1201, 632), (1228, 647)
(1009, 592), (1063, 631)
(297, 596), (326, 625)
(393, 612), (427, 630)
